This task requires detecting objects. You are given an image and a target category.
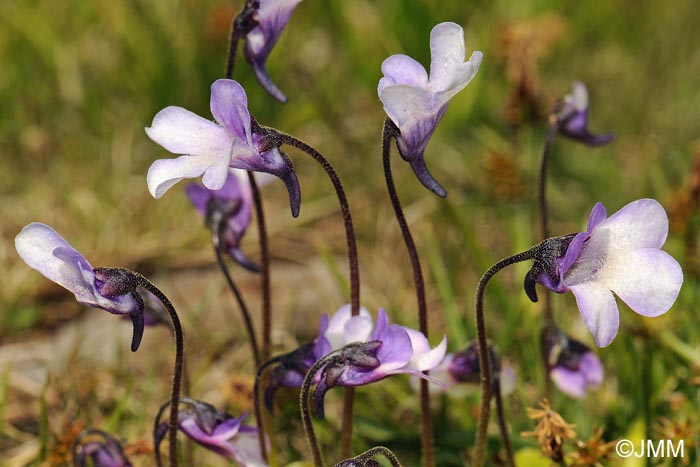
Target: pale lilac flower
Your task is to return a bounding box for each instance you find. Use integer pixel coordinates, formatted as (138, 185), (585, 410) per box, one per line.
(543, 328), (603, 398)
(15, 223), (145, 350)
(243, 0), (303, 103)
(73, 430), (133, 467)
(312, 308), (447, 416)
(530, 199), (683, 347)
(378, 22), (482, 197)
(263, 305), (369, 408)
(555, 81), (614, 146)
(186, 169), (273, 271)
(146, 79), (300, 216)
(154, 399), (266, 467)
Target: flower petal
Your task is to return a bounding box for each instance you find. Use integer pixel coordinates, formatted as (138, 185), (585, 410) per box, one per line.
(145, 106), (232, 157)
(598, 198), (669, 253)
(569, 283), (620, 347)
(379, 84), (436, 137)
(378, 54), (428, 93)
(428, 22), (466, 91)
(147, 153), (230, 199)
(550, 367), (587, 398)
(604, 248), (683, 317)
(210, 80), (252, 144)
(324, 305), (372, 349)
(569, 81), (589, 112)
(230, 430), (268, 467)
(407, 334), (447, 372)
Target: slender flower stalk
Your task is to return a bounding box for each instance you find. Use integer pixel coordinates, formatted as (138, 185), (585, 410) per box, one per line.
(382, 118), (434, 467)
(493, 378), (514, 467)
(212, 220), (261, 368)
(97, 268), (185, 467)
(253, 123), (362, 456)
(333, 446), (402, 467)
(473, 243), (552, 467)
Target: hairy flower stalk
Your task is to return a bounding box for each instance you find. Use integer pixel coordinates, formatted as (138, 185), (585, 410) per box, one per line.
(15, 224), (185, 467)
(382, 118), (434, 467)
(473, 237), (576, 467)
(333, 446), (403, 467)
(251, 122), (362, 456)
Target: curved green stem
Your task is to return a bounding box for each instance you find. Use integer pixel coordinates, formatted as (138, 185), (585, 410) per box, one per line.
(382, 118), (433, 467)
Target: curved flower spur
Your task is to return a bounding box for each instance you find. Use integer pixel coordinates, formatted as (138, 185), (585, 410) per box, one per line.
(146, 79), (301, 217)
(378, 22), (482, 197)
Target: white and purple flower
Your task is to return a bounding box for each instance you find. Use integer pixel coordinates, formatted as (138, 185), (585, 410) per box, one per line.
(311, 307), (447, 416)
(263, 305), (447, 415)
(15, 223), (146, 349)
(543, 328), (603, 398)
(154, 399), (267, 467)
(242, 0), (303, 103)
(378, 22), (482, 197)
(530, 199), (683, 347)
(145, 79), (300, 216)
(555, 81), (614, 146)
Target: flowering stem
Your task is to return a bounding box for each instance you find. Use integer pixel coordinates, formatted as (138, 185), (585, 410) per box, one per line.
(473, 247), (540, 467)
(225, 0), (259, 80)
(494, 378), (514, 467)
(538, 122), (559, 399)
(333, 446), (402, 467)
(300, 352), (338, 467)
(212, 222), (261, 369)
(247, 171), (273, 362)
(265, 129), (362, 457)
(254, 353), (295, 463)
(114, 271), (183, 467)
(382, 118), (434, 467)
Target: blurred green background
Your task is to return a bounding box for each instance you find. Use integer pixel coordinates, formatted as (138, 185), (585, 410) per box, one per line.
(1, 0), (698, 465)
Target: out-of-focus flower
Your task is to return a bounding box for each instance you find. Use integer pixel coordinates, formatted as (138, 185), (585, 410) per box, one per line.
(186, 169), (270, 271)
(154, 399), (266, 467)
(378, 22), (482, 197)
(146, 79), (300, 216)
(73, 429), (133, 467)
(543, 328), (603, 398)
(312, 308), (447, 416)
(242, 0), (303, 103)
(15, 223), (146, 350)
(526, 199), (683, 347)
(554, 81), (614, 146)
(429, 342), (517, 396)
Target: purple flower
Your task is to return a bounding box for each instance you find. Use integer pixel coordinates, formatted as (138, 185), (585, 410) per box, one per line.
(543, 328), (603, 398)
(15, 223), (146, 350)
(530, 199), (683, 347)
(73, 430), (133, 467)
(146, 79), (300, 216)
(186, 169), (273, 271)
(154, 399), (266, 467)
(263, 305), (369, 408)
(428, 343), (517, 396)
(242, 0), (303, 103)
(312, 308), (447, 416)
(378, 22), (482, 197)
(555, 81), (614, 146)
